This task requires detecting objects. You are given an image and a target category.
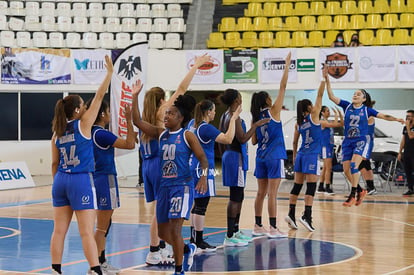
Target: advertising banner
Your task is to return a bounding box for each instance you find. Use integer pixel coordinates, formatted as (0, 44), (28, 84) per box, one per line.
(260, 49), (297, 83)
(358, 46), (396, 82)
(72, 49), (111, 84)
(319, 48), (356, 82)
(186, 50), (223, 84)
(0, 162), (35, 190)
(398, 46), (414, 82)
(224, 49), (258, 83)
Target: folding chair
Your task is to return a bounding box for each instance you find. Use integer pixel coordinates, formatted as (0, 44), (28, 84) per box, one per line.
(370, 152), (397, 192)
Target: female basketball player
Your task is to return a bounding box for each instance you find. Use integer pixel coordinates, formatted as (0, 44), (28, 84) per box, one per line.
(133, 83), (208, 275)
(219, 89), (269, 247)
(285, 67), (326, 232)
(326, 76), (404, 206)
(250, 52), (291, 238)
(188, 99), (241, 252)
(86, 99), (135, 274)
(50, 55), (113, 275)
(134, 54), (211, 265)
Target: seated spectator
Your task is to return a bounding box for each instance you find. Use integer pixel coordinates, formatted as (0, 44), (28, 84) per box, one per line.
(331, 32), (347, 47)
(348, 33), (363, 47)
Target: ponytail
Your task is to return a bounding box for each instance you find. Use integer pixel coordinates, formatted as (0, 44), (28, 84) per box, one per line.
(297, 99), (312, 125)
(194, 99), (214, 127)
(250, 91), (269, 123)
(52, 95), (82, 137)
(320, 105), (328, 119)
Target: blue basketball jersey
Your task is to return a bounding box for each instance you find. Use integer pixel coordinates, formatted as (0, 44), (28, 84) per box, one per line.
(321, 125), (334, 147)
(298, 114), (322, 154)
(255, 108), (287, 160)
(139, 130), (159, 160)
(338, 99), (379, 138)
(189, 121), (220, 170)
(159, 128), (192, 187)
(91, 126), (117, 175)
(56, 120), (94, 173)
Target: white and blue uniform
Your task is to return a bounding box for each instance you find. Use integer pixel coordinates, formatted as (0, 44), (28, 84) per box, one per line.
(254, 108), (286, 179)
(321, 125), (334, 159)
(156, 128), (194, 223)
(52, 120), (98, 210)
(222, 119), (248, 187)
(338, 99), (378, 161)
(294, 114), (322, 175)
(189, 120), (220, 198)
(139, 131), (161, 203)
(366, 122), (375, 159)
(91, 125), (120, 210)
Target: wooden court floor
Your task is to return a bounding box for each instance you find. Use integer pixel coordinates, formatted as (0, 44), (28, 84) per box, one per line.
(1, 175), (414, 275)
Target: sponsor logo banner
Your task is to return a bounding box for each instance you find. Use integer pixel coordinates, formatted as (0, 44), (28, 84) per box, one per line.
(186, 50), (223, 84)
(72, 49), (111, 84)
(110, 43), (147, 156)
(260, 49), (297, 83)
(398, 46), (414, 82)
(320, 48), (356, 82)
(0, 162), (35, 190)
(1, 48), (71, 84)
(224, 49), (258, 83)
(358, 46), (396, 82)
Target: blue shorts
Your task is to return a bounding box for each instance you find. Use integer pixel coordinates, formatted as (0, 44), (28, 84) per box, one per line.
(192, 161), (216, 199)
(143, 157), (161, 202)
(156, 185), (194, 224)
(254, 159), (285, 179)
(222, 150), (246, 187)
(341, 136), (370, 161)
(294, 153), (320, 175)
(52, 171), (97, 210)
(321, 145), (334, 159)
(94, 174), (120, 210)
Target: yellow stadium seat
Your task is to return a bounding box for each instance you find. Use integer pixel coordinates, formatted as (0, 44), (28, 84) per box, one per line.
(326, 1), (341, 15)
(366, 14), (382, 29)
(411, 29), (414, 44)
(252, 16), (268, 31)
(273, 31), (290, 47)
(308, 31), (324, 47)
(359, 29), (374, 45)
(310, 1), (325, 15)
(285, 16), (301, 31)
(268, 17), (283, 31)
(373, 0), (389, 14)
(236, 17), (253, 32)
(375, 29), (392, 45)
(241, 31), (258, 48)
(324, 30), (339, 47)
(393, 29), (409, 44)
(343, 30), (354, 44)
(342, 1), (358, 15)
(407, 1), (414, 12)
(244, 2), (262, 17)
(278, 2), (293, 17)
(358, 0), (374, 14)
(301, 15), (317, 31)
(349, 15), (365, 30)
(258, 31), (273, 47)
(390, 0), (406, 13)
(222, 0), (238, 5)
(207, 32), (225, 48)
(400, 13), (414, 28)
(291, 31), (307, 47)
(225, 31), (241, 48)
(263, 2), (277, 17)
(294, 2), (309, 16)
(219, 17), (236, 32)
(317, 15), (333, 30)
(333, 15), (349, 30)
(383, 13), (399, 29)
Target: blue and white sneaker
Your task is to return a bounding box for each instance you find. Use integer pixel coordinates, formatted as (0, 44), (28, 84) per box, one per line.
(183, 243), (197, 271)
(172, 271), (184, 275)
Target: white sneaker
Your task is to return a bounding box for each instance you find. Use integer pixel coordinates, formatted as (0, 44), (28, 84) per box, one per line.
(160, 247), (175, 265)
(146, 250), (163, 265)
(252, 224), (268, 236)
(267, 226), (288, 238)
(285, 216), (298, 230)
(234, 230), (253, 242)
(52, 270), (62, 275)
(223, 235), (248, 247)
(101, 261), (120, 274)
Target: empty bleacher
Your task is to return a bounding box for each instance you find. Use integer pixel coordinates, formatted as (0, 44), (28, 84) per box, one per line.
(0, 0), (193, 50)
(208, 0), (414, 48)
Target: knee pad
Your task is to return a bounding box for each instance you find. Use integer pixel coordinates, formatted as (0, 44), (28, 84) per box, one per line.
(362, 160), (372, 171)
(191, 197), (210, 216)
(350, 162), (359, 174)
(229, 187), (244, 203)
(305, 182), (317, 197)
(290, 183), (303, 196)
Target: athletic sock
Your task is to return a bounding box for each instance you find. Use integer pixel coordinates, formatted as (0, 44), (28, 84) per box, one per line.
(255, 216), (262, 227)
(269, 217), (276, 228)
(52, 264), (61, 274)
(99, 250), (106, 264)
(288, 204), (296, 218)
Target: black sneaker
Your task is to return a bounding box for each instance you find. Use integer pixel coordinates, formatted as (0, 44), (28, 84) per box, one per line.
(196, 240), (217, 253)
(299, 215), (315, 232)
(403, 190), (414, 196)
(367, 188), (377, 195)
(316, 185), (325, 193)
(325, 186), (335, 195)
